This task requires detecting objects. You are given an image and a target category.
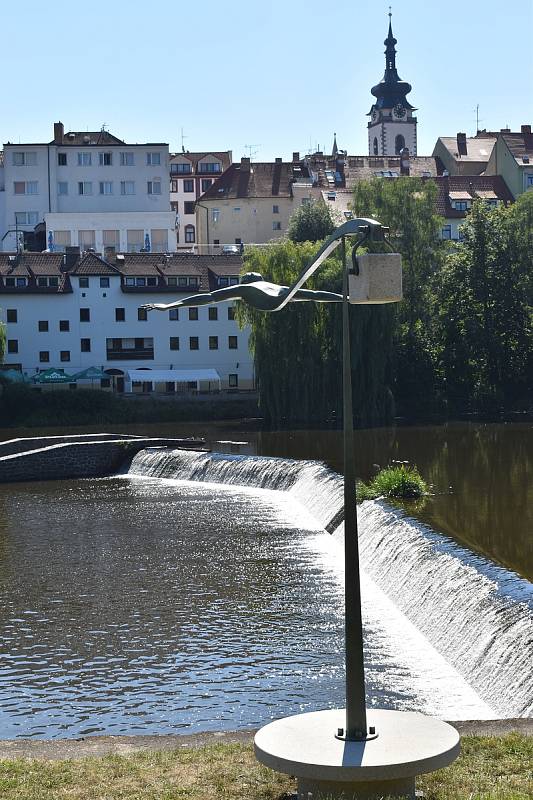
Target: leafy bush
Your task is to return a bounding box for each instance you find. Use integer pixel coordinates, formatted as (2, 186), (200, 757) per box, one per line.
(357, 464), (428, 502)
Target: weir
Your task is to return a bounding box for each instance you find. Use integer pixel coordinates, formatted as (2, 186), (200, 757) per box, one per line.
(128, 447), (533, 719)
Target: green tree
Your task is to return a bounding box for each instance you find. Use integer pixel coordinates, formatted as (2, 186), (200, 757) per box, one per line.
(237, 239), (395, 426)
(434, 197), (532, 412)
(352, 177), (445, 416)
(287, 200), (335, 243)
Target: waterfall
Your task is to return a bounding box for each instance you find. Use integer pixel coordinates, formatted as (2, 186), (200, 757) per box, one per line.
(128, 447), (533, 718)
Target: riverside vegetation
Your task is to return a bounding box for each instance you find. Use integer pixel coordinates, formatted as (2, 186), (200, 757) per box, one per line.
(238, 184), (532, 426)
(0, 735), (530, 799)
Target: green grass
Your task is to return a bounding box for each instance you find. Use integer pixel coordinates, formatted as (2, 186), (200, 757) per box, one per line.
(0, 735), (530, 799)
(358, 464), (428, 503)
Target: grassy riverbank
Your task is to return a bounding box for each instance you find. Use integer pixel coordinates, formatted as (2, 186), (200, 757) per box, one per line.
(0, 383), (259, 427)
(0, 735), (530, 799)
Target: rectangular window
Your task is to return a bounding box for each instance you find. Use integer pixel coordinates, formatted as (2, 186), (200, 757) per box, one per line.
(100, 277), (110, 288)
(39, 351), (50, 363)
(80, 338), (91, 352)
(78, 230), (96, 250)
(58, 152), (67, 166)
(99, 152), (113, 166)
(7, 340), (18, 353)
(121, 181), (135, 195)
(189, 307), (198, 321)
(189, 336), (199, 350)
(103, 230), (120, 250)
(26, 181), (38, 194)
(126, 230), (144, 252)
(99, 181), (113, 195)
(79, 276), (89, 288)
(58, 181), (68, 195)
(38, 320), (49, 332)
(184, 201), (195, 215)
(120, 152), (134, 166)
(170, 337), (180, 350)
(14, 182), (25, 194)
(173, 162), (192, 173)
(171, 180), (179, 193)
(455, 201), (468, 211)
(13, 151), (37, 166)
(54, 230), (71, 250)
(201, 179), (212, 192)
(80, 308), (90, 322)
(147, 180), (161, 195)
(183, 179), (194, 193)
(273, 221), (282, 230)
(146, 152), (161, 165)
(77, 152), (92, 166)
(169, 309), (179, 320)
(78, 181), (93, 195)
(6, 310), (17, 323)
(441, 226), (452, 240)
(150, 229), (168, 253)
(115, 307), (125, 321)
(138, 308), (148, 321)
(185, 225), (195, 243)
(233, 207), (241, 213)
(199, 162), (221, 173)
(59, 319), (69, 331)
(209, 336), (218, 350)
(208, 307), (218, 321)
(228, 335), (238, 349)
(273, 204), (279, 213)
(228, 306), (235, 321)
(60, 350), (70, 362)
(228, 373), (238, 388)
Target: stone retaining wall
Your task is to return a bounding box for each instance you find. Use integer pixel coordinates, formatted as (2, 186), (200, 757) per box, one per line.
(0, 438), (205, 483)
(0, 433), (140, 458)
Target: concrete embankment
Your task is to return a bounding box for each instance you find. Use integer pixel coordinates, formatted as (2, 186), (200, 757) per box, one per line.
(0, 433), (206, 483)
(0, 719), (530, 761)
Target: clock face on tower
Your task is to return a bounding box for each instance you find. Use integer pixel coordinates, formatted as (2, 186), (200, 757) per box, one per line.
(393, 104), (406, 119)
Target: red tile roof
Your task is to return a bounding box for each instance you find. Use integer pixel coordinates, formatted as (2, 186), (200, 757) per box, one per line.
(69, 252), (121, 275)
(201, 161), (299, 200)
(434, 175), (514, 218)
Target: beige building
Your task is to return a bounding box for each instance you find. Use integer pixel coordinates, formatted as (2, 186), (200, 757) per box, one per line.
(432, 133), (496, 176)
(196, 157), (317, 248)
(484, 125), (533, 198)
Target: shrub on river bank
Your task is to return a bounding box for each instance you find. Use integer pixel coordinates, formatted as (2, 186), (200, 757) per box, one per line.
(0, 382), (258, 428)
(358, 464), (428, 501)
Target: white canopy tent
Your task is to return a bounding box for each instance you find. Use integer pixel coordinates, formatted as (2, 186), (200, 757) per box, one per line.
(125, 369), (221, 392)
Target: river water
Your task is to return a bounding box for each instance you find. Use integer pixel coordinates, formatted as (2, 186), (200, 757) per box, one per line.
(0, 421), (531, 738)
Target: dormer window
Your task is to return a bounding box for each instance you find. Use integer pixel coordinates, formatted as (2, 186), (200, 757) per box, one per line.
(171, 163), (192, 174)
(37, 276), (59, 287)
(5, 277), (27, 288)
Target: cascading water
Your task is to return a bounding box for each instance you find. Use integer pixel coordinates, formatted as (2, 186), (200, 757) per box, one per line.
(129, 447), (533, 718)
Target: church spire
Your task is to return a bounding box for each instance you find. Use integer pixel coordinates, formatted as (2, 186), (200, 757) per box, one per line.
(370, 10), (415, 110)
(332, 132), (338, 157)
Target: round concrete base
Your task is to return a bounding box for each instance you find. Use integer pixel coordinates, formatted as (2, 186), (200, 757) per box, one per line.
(254, 708), (460, 800)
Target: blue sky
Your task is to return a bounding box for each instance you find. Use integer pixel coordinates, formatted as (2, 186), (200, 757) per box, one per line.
(4, 0), (532, 159)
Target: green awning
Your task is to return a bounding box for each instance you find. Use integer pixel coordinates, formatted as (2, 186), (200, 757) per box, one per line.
(33, 368), (74, 384)
(71, 366), (107, 380)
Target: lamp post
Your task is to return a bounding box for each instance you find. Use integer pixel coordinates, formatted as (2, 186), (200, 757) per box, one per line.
(144, 218), (459, 798)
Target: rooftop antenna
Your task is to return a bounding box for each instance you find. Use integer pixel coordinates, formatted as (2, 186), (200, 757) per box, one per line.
(101, 122), (108, 132)
(475, 104), (483, 133)
(244, 144), (260, 161)
(180, 127), (188, 153)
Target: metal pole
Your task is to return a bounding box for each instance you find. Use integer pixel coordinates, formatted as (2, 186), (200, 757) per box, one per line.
(341, 235), (368, 740)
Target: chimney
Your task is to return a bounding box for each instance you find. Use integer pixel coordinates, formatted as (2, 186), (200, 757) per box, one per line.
(400, 147), (410, 176)
(456, 133), (467, 156)
(64, 246), (80, 269)
(275, 157), (282, 164)
(240, 157), (251, 170)
(53, 121), (64, 143)
(521, 124), (532, 135)
(292, 151), (300, 163)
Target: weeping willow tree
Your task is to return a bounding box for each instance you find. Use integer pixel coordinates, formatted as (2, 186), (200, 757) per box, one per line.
(236, 239), (395, 427)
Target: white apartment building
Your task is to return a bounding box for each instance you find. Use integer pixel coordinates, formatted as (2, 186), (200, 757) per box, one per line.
(0, 251), (253, 392)
(169, 151), (232, 251)
(1, 122), (176, 255)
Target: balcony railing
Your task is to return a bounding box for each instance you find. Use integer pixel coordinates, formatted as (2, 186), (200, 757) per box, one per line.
(106, 349), (154, 361)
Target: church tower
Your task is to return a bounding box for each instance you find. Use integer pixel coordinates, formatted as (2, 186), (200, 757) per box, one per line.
(367, 12), (417, 156)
